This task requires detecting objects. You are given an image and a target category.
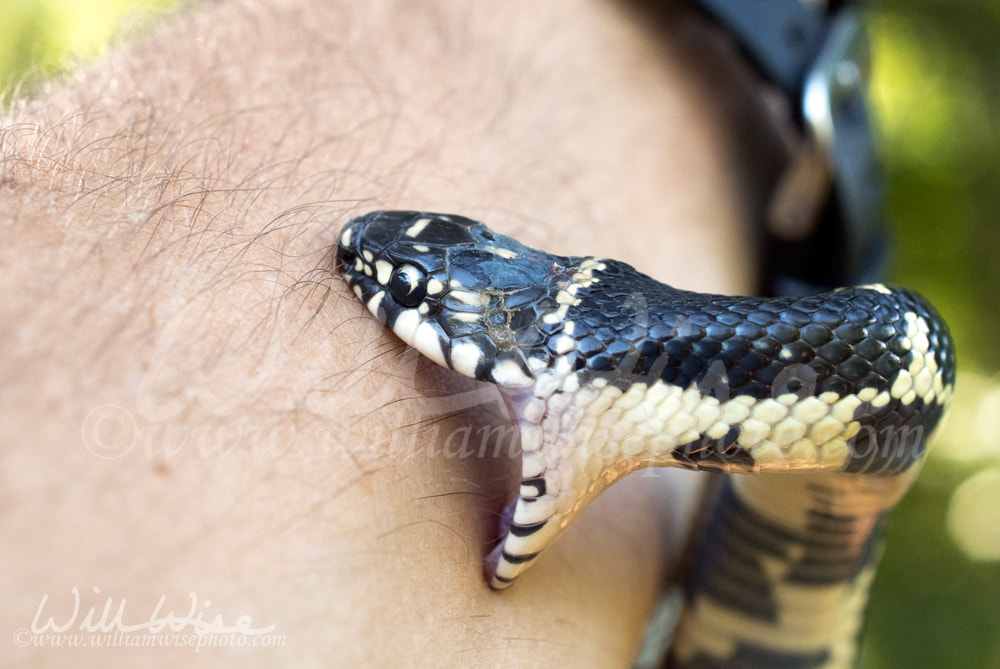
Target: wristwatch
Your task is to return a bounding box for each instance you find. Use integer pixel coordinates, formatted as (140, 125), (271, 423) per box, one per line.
(691, 0), (888, 297)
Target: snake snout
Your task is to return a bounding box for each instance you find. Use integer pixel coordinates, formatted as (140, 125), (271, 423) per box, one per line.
(335, 219), (363, 276)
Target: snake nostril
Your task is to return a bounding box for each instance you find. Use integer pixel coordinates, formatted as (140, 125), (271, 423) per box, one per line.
(335, 247), (356, 272)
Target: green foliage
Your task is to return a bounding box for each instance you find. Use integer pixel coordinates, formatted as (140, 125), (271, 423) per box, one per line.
(0, 0), (176, 95)
(872, 2), (1000, 370)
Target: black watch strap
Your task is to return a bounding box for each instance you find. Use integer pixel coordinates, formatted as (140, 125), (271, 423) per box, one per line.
(693, 0), (831, 102)
(689, 0), (888, 297)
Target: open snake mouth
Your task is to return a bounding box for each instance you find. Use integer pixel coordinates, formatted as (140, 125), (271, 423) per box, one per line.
(335, 209), (957, 665)
(336, 210), (956, 607)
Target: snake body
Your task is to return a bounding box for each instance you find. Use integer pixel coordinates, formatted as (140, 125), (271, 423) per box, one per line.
(335, 210), (955, 667)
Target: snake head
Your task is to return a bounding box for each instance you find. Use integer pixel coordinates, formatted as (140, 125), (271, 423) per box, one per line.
(336, 211), (572, 387)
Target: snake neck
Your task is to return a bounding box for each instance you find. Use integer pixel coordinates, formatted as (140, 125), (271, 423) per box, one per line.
(499, 259), (952, 480)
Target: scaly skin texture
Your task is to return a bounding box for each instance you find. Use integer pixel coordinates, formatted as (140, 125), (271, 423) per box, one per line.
(337, 210), (955, 667)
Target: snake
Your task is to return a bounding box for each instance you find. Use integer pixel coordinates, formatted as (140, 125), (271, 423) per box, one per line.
(334, 210), (955, 667)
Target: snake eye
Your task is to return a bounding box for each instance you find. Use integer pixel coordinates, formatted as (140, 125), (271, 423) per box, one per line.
(389, 264), (427, 308)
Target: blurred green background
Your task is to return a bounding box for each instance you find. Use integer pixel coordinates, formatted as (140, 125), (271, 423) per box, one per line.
(2, 0), (998, 666)
(866, 2), (1000, 667)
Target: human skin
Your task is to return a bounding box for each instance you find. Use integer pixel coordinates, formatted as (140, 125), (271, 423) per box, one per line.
(0, 0), (788, 666)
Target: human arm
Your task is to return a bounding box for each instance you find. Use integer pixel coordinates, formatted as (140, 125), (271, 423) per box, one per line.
(0, 1), (784, 665)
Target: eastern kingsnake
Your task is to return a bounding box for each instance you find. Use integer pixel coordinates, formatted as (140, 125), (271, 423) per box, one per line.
(335, 210), (955, 667)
